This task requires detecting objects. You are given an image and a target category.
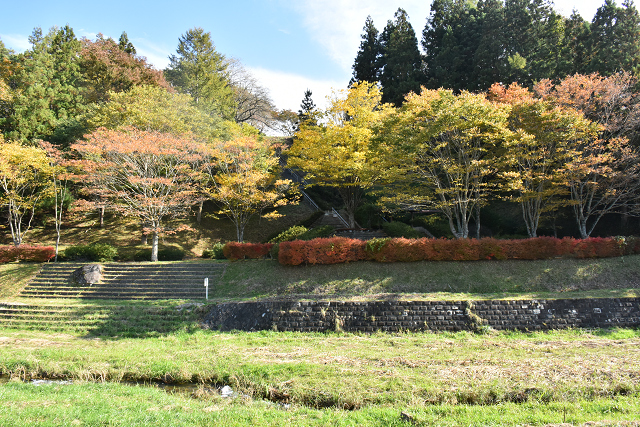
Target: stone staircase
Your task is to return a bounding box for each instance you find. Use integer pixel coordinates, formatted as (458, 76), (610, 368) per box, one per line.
(0, 301), (202, 334)
(18, 262), (226, 300)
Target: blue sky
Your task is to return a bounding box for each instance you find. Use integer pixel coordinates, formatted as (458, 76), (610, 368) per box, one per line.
(1, 0), (605, 112)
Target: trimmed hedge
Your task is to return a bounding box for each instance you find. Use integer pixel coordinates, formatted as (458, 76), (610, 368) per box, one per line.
(64, 243), (118, 262)
(223, 242), (274, 261)
(278, 236), (637, 266)
(202, 242), (226, 259)
(132, 246), (186, 261)
(0, 245), (56, 263)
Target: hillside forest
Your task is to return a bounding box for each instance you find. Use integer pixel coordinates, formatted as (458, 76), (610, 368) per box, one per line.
(2, 0), (640, 260)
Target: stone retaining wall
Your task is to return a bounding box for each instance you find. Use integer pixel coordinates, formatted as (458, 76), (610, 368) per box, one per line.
(202, 298), (640, 332)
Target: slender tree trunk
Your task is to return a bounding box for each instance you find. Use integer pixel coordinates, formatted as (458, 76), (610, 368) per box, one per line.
(99, 206), (105, 227)
(141, 221), (148, 245)
(196, 200), (203, 224)
(151, 229), (159, 262)
(475, 204), (481, 239)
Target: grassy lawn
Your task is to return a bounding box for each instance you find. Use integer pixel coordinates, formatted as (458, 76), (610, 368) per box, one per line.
(1, 250), (640, 425)
(216, 256), (640, 301)
(1, 328), (640, 426)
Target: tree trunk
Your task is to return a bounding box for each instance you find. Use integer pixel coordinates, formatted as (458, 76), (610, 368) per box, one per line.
(141, 221), (148, 245)
(196, 200), (203, 224)
(236, 222), (243, 243)
(475, 205), (481, 239)
(151, 230), (159, 262)
(99, 206), (105, 227)
(347, 210), (356, 229)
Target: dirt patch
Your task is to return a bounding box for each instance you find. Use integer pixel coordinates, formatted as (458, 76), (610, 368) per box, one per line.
(0, 336), (72, 348)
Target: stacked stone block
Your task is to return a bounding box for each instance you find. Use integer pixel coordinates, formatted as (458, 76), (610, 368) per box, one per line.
(203, 298), (640, 332)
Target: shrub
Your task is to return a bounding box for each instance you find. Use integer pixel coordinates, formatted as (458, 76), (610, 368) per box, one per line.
(268, 226), (308, 243)
(278, 236), (634, 266)
(382, 221), (423, 239)
(132, 246), (185, 261)
(202, 242), (226, 259)
(64, 243), (118, 262)
(223, 242), (273, 261)
(0, 245), (56, 263)
(298, 225), (335, 240)
(279, 237), (366, 265)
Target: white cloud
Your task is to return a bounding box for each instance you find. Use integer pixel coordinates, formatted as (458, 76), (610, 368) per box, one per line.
(133, 38), (171, 70)
(0, 33), (31, 52)
(553, 0), (602, 20)
(289, 0), (431, 73)
(248, 66), (345, 112)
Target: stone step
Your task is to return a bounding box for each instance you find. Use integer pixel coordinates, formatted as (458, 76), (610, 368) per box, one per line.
(21, 261), (226, 300)
(18, 293), (204, 300)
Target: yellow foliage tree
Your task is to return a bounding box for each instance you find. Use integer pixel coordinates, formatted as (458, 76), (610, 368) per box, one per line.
(382, 89), (511, 239)
(202, 135), (295, 242)
(0, 139), (54, 246)
(287, 81), (394, 228)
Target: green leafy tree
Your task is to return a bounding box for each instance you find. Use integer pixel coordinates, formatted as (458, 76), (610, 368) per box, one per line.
(589, 0), (640, 75)
(1, 26), (86, 144)
(87, 85), (234, 140)
(165, 28), (236, 120)
(350, 16), (382, 86)
(379, 8), (424, 106)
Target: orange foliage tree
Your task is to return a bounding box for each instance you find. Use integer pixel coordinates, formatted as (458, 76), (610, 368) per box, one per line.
(80, 34), (170, 103)
(533, 73), (640, 237)
(72, 127), (203, 261)
(490, 83), (600, 238)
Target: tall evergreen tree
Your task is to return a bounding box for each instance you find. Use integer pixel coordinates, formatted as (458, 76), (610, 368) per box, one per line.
(503, 0), (557, 85)
(118, 31), (136, 54)
(297, 89), (317, 127)
(350, 16), (382, 86)
(1, 25), (86, 144)
(473, 0), (508, 90)
(379, 8), (424, 106)
(588, 0), (640, 75)
(559, 10), (591, 76)
(423, 0), (484, 92)
(165, 28), (235, 120)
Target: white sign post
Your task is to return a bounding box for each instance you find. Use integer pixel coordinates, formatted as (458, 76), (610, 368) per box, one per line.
(204, 277), (209, 300)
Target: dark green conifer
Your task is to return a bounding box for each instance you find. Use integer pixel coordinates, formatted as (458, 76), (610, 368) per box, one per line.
(379, 8), (424, 106)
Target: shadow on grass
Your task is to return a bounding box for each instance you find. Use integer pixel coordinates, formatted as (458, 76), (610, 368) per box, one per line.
(71, 300), (206, 339)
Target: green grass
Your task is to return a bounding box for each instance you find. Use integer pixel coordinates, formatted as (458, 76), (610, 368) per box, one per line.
(214, 255), (640, 301)
(0, 263), (41, 299)
(2, 248), (640, 425)
(1, 329), (640, 425)
(1, 381), (639, 426)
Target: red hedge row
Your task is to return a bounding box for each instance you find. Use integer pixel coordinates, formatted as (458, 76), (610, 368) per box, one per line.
(223, 242), (274, 261)
(277, 236), (635, 266)
(0, 245), (56, 263)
